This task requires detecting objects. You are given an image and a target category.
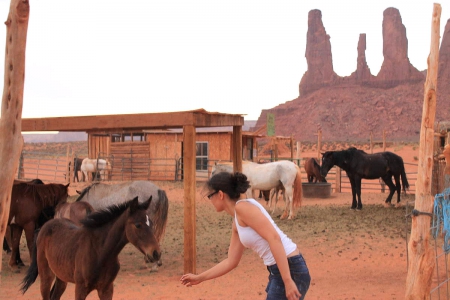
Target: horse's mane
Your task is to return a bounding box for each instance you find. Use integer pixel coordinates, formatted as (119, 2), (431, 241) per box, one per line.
(75, 183), (99, 202)
(80, 198), (146, 228)
(152, 189), (169, 241)
(22, 183), (68, 207)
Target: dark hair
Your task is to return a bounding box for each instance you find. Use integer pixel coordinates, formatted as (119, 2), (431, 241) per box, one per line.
(206, 171), (251, 200)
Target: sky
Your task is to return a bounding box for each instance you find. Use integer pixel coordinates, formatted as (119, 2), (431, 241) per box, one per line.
(0, 1), (449, 122)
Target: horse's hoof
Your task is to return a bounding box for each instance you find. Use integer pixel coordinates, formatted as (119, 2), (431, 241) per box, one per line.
(17, 262), (25, 268)
(395, 203), (402, 208)
(351, 207), (356, 210)
(383, 202), (392, 208)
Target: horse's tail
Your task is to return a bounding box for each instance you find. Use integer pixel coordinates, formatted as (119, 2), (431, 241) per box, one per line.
(153, 189), (169, 243)
(400, 162), (410, 193)
(20, 229), (40, 294)
(292, 165), (303, 208)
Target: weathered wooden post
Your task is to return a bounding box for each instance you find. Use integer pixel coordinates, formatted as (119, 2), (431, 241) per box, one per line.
(0, 0), (30, 280)
(317, 129), (322, 161)
(370, 131), (373, 153)
(405, 4), (441, 298)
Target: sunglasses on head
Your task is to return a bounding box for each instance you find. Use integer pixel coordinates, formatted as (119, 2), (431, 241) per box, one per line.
(206, 191), (218, 199)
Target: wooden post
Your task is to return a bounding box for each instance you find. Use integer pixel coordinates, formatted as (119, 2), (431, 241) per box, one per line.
(183, 125), (196, 274)
(66, 145), (71, 184)
(0, 0), (29, 280)
(274, 138), (279, 161)
(444, 144), (450, 189)
(370, 131), (373, 153)
(290, 135), (294, 162)
(317, 129), (322, 160)
(335, 167), (341, 193)
(232, 126), (242, 172)
(296, 141), (301, 166)
(406, 4), (441, 298)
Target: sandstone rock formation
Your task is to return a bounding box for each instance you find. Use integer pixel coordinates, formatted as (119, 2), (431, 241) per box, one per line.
(299, 10), (338, 96)
(348, 34), (376, 84)
(374, 7), (424, 88)
(438, 19), (450, 91)
(256, 8), (450, 143)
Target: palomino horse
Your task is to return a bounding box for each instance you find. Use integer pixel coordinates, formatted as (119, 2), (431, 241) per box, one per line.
(321, 147), (409, 210)
(212, 160), (302, 219)
(7, 181), (69, 270)
(80, 158), (111, 182)
(76, 181), (169, 270)
(304, 157), (327, 183)
(21, 197), (161, 299)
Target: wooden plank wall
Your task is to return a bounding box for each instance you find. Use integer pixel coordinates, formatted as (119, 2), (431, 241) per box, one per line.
(88, 134), (110, 158)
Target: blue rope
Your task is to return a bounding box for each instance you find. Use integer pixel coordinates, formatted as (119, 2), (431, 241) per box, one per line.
(433, 187), (450, 253)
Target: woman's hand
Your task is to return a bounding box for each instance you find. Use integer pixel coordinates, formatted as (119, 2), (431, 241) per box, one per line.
(284, 278), (302, 300)
(180, 273), (202, 287)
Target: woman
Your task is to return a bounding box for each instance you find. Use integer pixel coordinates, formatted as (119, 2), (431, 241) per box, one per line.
(180, 171), (310, 300)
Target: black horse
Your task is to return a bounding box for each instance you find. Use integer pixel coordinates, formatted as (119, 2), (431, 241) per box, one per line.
(69, 157), (85, 182)
(320, 147), (409, 210)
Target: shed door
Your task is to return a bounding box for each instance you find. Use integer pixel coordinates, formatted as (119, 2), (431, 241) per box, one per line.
(110, 141), (150, 181)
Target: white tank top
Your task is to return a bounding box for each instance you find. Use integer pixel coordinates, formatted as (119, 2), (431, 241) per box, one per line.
(234, 199), (297, 266)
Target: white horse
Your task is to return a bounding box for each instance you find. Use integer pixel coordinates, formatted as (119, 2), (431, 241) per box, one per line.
(211, 160), (302, 219)
(80, 158), (111, 182)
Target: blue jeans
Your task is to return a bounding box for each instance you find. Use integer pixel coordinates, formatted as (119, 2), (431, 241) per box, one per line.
(265, 254), (311, 300)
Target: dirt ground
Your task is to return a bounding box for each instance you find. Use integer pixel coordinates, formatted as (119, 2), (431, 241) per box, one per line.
(1, 144), (431, 299)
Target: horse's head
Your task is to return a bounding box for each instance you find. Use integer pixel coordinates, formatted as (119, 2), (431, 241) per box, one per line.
(126, 196), (161, 264)
(320, 151), (335, 178)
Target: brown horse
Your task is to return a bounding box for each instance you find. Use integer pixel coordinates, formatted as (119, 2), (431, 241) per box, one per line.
(3, 179), (44, 258)
(55, 201), (94, 226)
(21, 196), (161, 300)
(7, 181), (69, 270)
(304, 158), (327, 183)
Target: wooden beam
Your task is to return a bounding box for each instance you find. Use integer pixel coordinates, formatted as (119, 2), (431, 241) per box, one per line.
(232, 126), (242, 172)
(183, 125), (196, 274)
(405, 4), (441, 298)
(22, 110), (244, 132)
(0, 0), (29, 280)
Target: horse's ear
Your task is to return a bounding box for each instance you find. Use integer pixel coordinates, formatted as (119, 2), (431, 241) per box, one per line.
(129, 196), (140, 213)
(76, 190), (81, 194)
(142, 196), (152, 210)
(65, 183), (70, 188)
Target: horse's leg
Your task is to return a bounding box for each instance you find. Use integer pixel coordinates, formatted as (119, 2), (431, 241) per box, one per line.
(269, 189), (277, 215)
(393, 174), (402, 207)
(38, 255), (55, 300)
(3, 237), (11, 253)
(381, 175), (397, 207)
(347, 177), (357, 209)
(281, 187), (294, 219)
(355, 177), (363, 210)
(75, 284), (91, 300)
(23, 222), (36, 261)
(50, 277), (68, 300)
(8, 225), (23, 270)
(11, 225), (24, 267)
(97, 283), (114, 300)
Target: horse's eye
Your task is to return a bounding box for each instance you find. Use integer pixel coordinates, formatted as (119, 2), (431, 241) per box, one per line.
(134, 223), (141, 228)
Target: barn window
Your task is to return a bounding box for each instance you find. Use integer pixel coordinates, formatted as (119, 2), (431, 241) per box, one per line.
(196, 142), (208, 171)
